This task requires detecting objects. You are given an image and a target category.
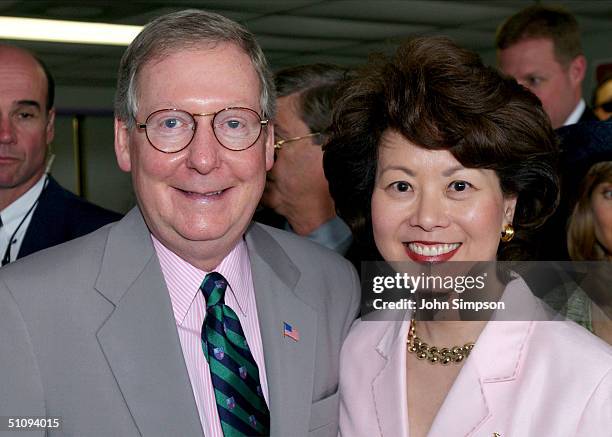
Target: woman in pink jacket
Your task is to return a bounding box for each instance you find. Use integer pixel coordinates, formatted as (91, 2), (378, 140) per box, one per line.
(323, 36), (612, 436)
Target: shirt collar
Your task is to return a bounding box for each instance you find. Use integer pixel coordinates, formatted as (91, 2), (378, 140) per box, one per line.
(0, 174), (47, 226)
(307, 215), (353, 255)
(284, 215), (353, 255)
(152, 235), (252, 324)
(563, 99), (586, 126)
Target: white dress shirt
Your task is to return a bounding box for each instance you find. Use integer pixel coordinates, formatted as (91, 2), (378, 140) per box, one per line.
(0, 174), (47, 264)
(563, 99), (586, 126)
(152, 235), (269, 437)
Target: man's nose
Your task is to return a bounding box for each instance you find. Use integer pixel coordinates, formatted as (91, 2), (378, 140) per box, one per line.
(0, 116), (17, 144)
(408, 189), (450, 231)
(185, 122), (221, 174)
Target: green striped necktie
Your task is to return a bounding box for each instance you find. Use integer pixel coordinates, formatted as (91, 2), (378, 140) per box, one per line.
(200, 272), (270, 436)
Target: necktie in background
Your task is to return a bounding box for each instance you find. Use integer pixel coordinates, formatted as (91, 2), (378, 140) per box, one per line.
(200, 272), (270, 436)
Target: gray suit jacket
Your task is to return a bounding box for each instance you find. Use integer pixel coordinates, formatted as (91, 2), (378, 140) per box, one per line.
(0, 207), (360, 436)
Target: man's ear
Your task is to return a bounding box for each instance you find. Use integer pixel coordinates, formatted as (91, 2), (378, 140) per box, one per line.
(114, 118), (132, 172)
(568, 55), (586, 87)
(264, 123), (275, 171)
(45, 108), (55, 145)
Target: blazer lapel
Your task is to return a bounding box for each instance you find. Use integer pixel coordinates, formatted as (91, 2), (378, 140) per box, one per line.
(246, 224), (318, 436)
(94, 208), (202, 436)
(367, 314), (492, 437)
(371, 315), (411, 437)
(429, 277), (540, 436)
(427, 359), (490, 436)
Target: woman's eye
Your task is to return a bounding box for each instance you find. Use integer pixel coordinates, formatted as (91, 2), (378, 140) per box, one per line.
(392, 181), (411, 192)
(603, 189), (612, 199)
(449, 180), (471, 192)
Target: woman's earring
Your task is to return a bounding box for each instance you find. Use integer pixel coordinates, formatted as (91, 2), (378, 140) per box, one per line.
(500, 224), (515, 242)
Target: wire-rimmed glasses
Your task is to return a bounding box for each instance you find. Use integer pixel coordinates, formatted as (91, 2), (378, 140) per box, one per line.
(136, 107), (269, 153)
(273, 132), (321, 150)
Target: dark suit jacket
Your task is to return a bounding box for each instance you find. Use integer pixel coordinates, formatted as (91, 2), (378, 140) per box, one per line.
(578, 105), (598, 124)
(17, 175), (122, 260)
(532, 119), (612, 261)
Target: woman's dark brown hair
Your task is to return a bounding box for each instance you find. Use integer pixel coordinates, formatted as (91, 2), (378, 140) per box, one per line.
(567, 162), (612, 261)
(323, 36), (559, 260)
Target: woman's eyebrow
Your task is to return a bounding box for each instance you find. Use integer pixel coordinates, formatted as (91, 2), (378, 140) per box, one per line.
(379, 165), (415, 176)
(442, 165), (467, 177)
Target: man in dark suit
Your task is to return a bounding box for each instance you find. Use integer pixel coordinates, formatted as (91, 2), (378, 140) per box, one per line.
(0, 44), (120, 265)
(0, 10), (359, 436)
(496, 5), (597, 129)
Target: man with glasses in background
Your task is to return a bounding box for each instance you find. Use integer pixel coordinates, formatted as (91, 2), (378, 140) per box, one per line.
(259, 64), (354, 259)
(0, 10), (359, 436)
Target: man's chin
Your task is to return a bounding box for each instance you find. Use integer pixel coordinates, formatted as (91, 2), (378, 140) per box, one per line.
(173, 222), (235, 242)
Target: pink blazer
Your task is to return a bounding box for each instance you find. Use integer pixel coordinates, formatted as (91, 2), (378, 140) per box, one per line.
(338, 279), (612, 436)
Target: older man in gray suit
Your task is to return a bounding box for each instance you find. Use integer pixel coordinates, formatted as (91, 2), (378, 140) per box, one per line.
(0, 9), (360, 437)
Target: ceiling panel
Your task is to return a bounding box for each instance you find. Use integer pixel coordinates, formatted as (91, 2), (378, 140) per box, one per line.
(169, 0), (322, 14)
(297, 0), (516, 26)
(110, 6), (258, 25)
(326, 39), (404, 57)
(272, 53), (366, 69)
(424, 28), (497, 50)
(0, 0), (610, 103)
(256, 34), (357, 52)
(470, 0), (612, 16)
(247, 15), (433, 40)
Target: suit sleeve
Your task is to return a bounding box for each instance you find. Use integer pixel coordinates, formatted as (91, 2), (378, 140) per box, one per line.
(343, 264), (361, 338)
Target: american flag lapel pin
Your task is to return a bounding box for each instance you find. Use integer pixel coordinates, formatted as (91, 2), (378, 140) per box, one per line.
(283, 321), (300, 342)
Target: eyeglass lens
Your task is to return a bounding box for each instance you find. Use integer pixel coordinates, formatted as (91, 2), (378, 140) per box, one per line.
(144, 108), (264, 152)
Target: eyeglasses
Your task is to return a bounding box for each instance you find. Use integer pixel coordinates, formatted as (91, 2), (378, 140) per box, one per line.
(596, 101), (612, 112)
(136, 107), (269, 153)
(273, 132), (321, 150)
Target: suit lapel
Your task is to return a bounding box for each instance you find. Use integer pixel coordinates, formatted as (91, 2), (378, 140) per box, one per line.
(372, 318), (410, 437)
(94, 208), (202, 436)
(369, 315), (493, 437)
(429, 278), (540, 436)
(18, 176), (64, 259)
(427, 359), (490, 436)
(246, 224), (318, 436)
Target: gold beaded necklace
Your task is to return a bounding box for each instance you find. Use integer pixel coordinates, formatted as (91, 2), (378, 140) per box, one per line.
(406, 318), (475, 365)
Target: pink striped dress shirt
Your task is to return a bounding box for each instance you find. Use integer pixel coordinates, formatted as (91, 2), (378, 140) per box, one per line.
(152, 235), (269, 437)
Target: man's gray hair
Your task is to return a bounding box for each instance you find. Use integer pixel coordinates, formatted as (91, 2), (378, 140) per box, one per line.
(114, 9), (275, 128)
